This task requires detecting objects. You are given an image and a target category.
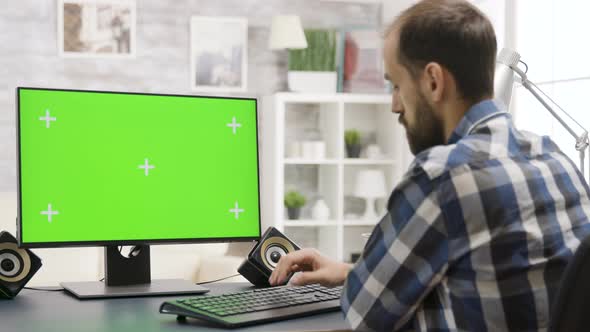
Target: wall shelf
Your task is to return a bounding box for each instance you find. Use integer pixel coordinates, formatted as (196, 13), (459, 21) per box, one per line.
(284, 159), (340, 165)
(283, 220), (338, 227)
(261, 92), (411, 261)
(342, 158), (397, 165)
(342, 220), (380, 226)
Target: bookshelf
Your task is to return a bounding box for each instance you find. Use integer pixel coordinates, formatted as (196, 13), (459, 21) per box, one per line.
(260, 92), (411, 262)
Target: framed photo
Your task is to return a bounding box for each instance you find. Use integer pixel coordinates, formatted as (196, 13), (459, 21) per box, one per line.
(58, 0), (136, 58)
(190, 16), (248, 92)
(338, 28), (387, 93)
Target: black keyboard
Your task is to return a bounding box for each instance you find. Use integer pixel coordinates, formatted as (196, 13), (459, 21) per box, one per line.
(159, 284), (343, 328)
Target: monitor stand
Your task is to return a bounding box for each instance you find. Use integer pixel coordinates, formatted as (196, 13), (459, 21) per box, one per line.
(61, 245), (209, 299)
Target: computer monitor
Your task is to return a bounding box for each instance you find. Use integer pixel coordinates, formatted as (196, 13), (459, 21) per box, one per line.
(16, 87), (261, 298)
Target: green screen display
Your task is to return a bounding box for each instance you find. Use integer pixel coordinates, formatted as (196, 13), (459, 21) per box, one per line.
(18, 88), (260, 245)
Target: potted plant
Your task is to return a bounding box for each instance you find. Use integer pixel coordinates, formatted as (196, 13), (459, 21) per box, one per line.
(284, 191), (306, 220)
(345, 129), (361, 158)
(287, 29), (337, 93)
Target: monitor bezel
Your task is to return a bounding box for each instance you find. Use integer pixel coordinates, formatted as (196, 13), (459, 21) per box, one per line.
(16, 86), (262, 248)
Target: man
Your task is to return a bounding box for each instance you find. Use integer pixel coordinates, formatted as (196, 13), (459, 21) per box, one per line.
(269, 0), (590, 331)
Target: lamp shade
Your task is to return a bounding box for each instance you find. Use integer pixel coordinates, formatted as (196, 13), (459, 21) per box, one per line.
(494, 48), (521, 109)
(354, 169), (387, 198)
(268, 15), (308, 50)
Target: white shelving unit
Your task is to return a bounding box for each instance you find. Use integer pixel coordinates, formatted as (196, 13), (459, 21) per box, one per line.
(260, 92), (411, 262)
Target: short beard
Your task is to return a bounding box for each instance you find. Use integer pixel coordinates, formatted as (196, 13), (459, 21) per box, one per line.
(400, 91), (446, 155)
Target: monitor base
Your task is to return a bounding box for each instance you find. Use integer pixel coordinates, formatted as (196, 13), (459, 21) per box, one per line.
(61, 278), (209, 299)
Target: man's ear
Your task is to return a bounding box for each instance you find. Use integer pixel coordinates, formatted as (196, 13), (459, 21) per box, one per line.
(421, 62), (444, 102)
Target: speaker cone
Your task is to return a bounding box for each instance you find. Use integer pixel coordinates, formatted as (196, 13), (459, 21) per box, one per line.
(0, 252), (22, 277)
(0, 243), (31, 282)
(265, 245), (288, 268)
(260, 236), (296, 270)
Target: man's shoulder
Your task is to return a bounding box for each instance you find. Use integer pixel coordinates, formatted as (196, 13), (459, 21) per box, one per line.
(409, 124), (563, 181)
(410, 137), (485, 180)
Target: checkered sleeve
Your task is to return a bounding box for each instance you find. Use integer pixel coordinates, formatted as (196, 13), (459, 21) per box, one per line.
(341, 166), (449, 331)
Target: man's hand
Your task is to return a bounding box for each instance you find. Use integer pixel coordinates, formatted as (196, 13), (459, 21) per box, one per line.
(268, 248), (353, 287)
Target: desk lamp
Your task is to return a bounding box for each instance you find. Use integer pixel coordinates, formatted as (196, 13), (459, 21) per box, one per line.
(495, 48), (589, 179)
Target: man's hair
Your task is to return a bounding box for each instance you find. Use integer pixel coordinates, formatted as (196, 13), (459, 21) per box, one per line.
(387, 0), (497, 102)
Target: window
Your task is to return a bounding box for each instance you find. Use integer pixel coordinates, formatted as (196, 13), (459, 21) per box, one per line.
(512, 0), (590, 178)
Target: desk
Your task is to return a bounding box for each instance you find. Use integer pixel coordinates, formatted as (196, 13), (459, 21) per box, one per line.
(0, 282), (350, 332)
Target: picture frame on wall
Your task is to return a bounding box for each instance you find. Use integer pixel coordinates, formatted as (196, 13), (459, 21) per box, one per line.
(337, 27), (387, 93)
(190, 16), (248, 93)
(57, 0), (136, 58)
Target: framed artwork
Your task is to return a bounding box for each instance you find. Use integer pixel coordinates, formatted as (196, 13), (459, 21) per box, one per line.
(338, 28), (387, 93)
(190, 16), (248, 92)
(57, 0), (136, 58)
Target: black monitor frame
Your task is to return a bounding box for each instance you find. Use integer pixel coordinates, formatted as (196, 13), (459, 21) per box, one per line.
(15, 87), (262, 298)
(16, 87), (262, 248)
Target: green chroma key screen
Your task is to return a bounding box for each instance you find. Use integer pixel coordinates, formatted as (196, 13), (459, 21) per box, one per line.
(17, 88), (261, 246)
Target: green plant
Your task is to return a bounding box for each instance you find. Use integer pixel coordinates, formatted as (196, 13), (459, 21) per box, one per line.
(288, 29), (337, 72)
(344, 129), (361, 146)
(284, 191), (306, 208)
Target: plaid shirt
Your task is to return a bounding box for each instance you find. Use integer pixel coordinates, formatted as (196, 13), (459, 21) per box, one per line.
(341, 100), (590, 331)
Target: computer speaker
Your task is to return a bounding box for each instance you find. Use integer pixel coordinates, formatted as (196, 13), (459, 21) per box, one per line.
(238, 227), (300, 287)
(0, 231), (42, 299)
